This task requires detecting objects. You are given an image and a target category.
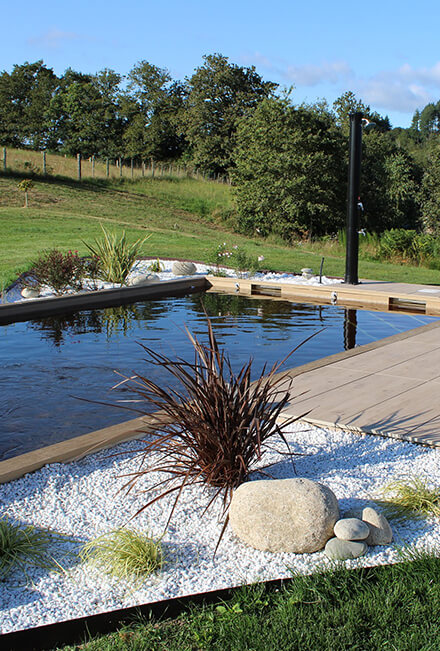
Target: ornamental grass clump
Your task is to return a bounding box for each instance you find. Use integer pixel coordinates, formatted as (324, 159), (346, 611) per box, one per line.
(115, 316), (308, 549)
(79, 528), (163, 585)
(84, 225), (151, 284)
(379, 477), (440, 520)
(0, 517), (57, 579)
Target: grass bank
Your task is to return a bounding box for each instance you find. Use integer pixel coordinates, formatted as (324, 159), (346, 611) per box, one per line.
(57, 553), (440, 650)
(2, 172), (440, 289)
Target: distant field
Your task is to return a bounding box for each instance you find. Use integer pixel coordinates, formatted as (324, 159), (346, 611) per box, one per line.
(2, 162), (440, 289)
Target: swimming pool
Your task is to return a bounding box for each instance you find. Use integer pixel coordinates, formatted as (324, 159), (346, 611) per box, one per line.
(0, 291), (436, 460)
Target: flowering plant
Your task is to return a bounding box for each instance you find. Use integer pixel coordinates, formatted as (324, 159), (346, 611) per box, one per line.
(32, 249), (85, 295)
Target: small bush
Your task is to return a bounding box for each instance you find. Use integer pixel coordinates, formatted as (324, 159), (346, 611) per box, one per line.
(32, 249), (84, 294)
(379, 229), (418, 261)
(84, 226), (150, 285)
(80, 528), (163, 584)
(115, 314), (307, 551)
(209, 242), (262, 278)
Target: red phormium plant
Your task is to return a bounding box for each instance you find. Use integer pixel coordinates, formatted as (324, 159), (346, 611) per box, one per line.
(116, 316), (310, 551)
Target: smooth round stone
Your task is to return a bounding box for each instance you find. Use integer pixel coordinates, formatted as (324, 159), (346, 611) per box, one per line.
(362, 507), (393, 545)
(334, 517), (370, 541)
(21, 286), (40, 298)
(324, 538), (368, 560)
(301, 267), (313, 279)
(127, 273), (159, 286)
(172, 261), (197, 276)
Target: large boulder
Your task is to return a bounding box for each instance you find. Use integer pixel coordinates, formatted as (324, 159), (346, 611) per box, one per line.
(229, 478), (339, 553)
(172, 261), (197, 276)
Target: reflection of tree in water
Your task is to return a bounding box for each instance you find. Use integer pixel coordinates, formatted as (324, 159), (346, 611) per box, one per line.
(27, 300), (166, 346)
(190, 292), (329, 332)
(28, 311), (104, 346)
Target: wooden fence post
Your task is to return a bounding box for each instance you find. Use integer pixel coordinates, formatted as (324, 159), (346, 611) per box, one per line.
(142, 161), (145, 177)
(42, 150), (47, 175)
(151, 157), (155, 178)
(119, 157), (122, 177)
(77, 153), (81, 181)
(91, 155), (95, 178)
(106, 159), (109, 178)
(3, 147), (6, 171)
(131, 158), (134, 179)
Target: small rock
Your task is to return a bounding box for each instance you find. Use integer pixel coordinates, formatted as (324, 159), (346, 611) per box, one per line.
(362, 507), (393, 545)
(172, 261), (196, 276)
(127, 273), (159, 286)
(229, 477), (339, 553)
(21, 286), (40, 298)
(334, 517), (370, 541)
(324, 538), (368, 560)
(301, 268), (313, 279)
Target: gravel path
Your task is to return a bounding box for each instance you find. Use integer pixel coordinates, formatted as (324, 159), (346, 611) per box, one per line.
(1, 421), (439, 634)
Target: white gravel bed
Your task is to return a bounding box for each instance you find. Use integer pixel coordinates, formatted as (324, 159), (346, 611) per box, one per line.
(11, 258), (342, 303)
(1, 421), (439, 634)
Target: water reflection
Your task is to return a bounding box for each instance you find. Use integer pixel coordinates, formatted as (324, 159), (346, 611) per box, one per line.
(344, 309), (358, 350)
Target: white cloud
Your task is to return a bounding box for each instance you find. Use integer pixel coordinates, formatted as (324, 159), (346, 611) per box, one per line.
(27, 29), (83, 49)
(242, 52), (353, 87)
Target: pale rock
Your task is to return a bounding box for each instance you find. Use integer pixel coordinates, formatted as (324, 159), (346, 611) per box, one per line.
(362, 507), (393, 545)
(172, 261), (197, 276)
(324, 538), (368, 560)
(229, 478), (339, 553)
(21, 286), (40, 298)
(334, 517), (370, 541)
(127, 273), (159, 286)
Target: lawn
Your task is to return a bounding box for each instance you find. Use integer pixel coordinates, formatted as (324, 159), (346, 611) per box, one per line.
(2, 172), (440, 289)
(55, 554), (440, 650)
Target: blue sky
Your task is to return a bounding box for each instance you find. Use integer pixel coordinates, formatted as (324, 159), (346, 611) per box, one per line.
(3, 0), (440, 128)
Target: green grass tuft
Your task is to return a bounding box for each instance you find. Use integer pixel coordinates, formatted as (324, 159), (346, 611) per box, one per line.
(0, 516), (59, 579)
(79, 528), (163, 585)
(378, 476), (440, 520)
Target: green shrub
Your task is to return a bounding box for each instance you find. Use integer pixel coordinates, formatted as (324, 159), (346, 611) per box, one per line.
(147, 258), (165, 273)
(32, 249), (84, 294)
(379, 229), (418, 261)
(208, 242), (262, 277)
(80, 528), (163, 585)
(84, 226), (150, 284)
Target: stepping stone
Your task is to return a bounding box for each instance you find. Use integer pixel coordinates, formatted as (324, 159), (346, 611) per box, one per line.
(127, 273), (159, 286)
(172, 261), (196, 276)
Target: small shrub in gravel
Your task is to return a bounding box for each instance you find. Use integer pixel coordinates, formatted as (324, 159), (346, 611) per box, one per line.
(379, 476), (440, 519)
(32, 249), (85, 295)
(115, 315), (310, 551)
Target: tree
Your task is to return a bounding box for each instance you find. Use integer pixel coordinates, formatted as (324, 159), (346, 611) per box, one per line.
(384, 151), (421, 228)
(419, 102), (440, 139)
(49, 68), (123, 158)
(0, 61), (58, 149)
(181, 54), (277, 175)
(231, 97), (346, 240)
(333, 91), (391, 134)
(421, 143), (440, 233)
(121, 61), (186, 161)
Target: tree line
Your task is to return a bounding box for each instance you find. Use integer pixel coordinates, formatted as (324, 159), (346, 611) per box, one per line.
(2, 55), (440, 238)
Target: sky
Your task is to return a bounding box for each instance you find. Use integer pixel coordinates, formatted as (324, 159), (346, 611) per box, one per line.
(2, 0), (440, 128)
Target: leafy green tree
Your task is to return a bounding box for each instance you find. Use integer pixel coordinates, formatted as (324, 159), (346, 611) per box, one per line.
(333, 91), (391, 134)
(421, 143), (440, 233)
(384, 151), (421, 228)
(419, 102), (440, 139)
(231, 97), (346, 240)
(181, 54), (277, 175)
(122, 61), (185, 161)
(49, 68), (123, 158)
(0, 61), (58, 149)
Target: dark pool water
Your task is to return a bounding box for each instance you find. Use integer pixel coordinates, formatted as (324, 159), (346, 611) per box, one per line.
(0, 292), (437, 460)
